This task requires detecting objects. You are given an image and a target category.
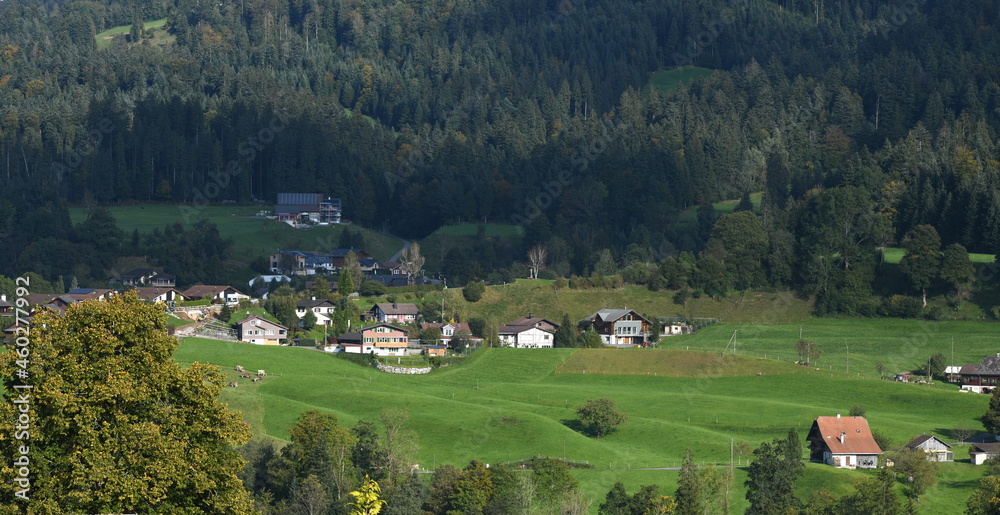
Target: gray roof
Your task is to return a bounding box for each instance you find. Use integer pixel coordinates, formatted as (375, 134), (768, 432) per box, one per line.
(374, 302), (419, 315)
(297, 299), (333, 308)
(905, 434), (951, 449)
(584, 309), (649, 324)
(981, 355), (1000, 374)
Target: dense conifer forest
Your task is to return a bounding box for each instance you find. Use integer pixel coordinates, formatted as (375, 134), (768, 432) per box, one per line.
(2, 0), (1000, 313)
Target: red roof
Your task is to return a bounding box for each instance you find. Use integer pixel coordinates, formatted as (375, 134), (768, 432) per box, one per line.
(810, 416), (882, 455)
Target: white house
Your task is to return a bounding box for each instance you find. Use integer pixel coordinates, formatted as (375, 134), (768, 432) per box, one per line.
(498, 317), (557, 348)
(971, 443), (1000, 465)
(296, 298), (335, 326)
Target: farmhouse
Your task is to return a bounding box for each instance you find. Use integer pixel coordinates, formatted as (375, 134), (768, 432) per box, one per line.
(0, 294), (13, 315)
(275, 193), (342, 224)
(236, 314), (288, 345)
(904, 435), (953, 462)
(958, 354), (1000, 393)
(367, 302), (419, 323)
(580, 309), (651, 346)
(498, 315), (558, 348)
(182, 285), (248, 304)
(807, 414), (882, 469)
(970, 442), (1000, 465)
(360, 323), (410, 356)
(296, 298), (335, 326)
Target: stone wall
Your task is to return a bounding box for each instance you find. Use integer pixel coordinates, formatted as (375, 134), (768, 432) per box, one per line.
(376, 363), (432, 375)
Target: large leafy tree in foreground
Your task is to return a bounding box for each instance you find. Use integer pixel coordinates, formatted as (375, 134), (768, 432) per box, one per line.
(0, 293), (254, 514)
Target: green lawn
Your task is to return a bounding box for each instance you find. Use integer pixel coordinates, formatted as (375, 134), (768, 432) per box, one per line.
(68, 205), (402, 263)
(175, 339), (992, 511)
(664, 318), (1000, 380)
(677, 192), (764, 224)
(95, 18), (171, 50)
(881, 247), (995, 264)
(646, 66), (716, 94)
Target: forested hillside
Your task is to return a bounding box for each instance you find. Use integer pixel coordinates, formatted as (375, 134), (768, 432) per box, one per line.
(2, 0), (1000, 311)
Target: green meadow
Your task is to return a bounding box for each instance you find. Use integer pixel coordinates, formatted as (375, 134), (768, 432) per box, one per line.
(646, 66), (717, 94)
(95, 18), (171, 50)
(67, 205), (401, 262)
(175, 336), (993, 511)
(667, 318), (1000, 379)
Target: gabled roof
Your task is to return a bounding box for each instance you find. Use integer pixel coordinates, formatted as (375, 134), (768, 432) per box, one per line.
(297, 298), (334, 308)
(971, 442), (1000, 454)
(960, 364), (981, 375)
(235, 314), (287, 330)
(360, 323), (408, 333)
(809, 416), (882, 455)
(373, 302), (419, 315)
(420, 322), (472, 332)
(0, 298), (13, 308)
(122, 268), (157, 278)
(337, 332), (363, 343)
(131, 288), (185, 301)
(905, 434), (951, 449)
(499, 324), (555, 335)
(583, 308), (650, 324)
(506, 316), (559, 329)
(980, 354), (1000, 375)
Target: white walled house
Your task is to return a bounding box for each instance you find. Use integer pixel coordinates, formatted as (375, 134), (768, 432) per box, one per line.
(807, 415), (882, 469)
(498, 324), (555, 348)
(296, 298), (335, 326)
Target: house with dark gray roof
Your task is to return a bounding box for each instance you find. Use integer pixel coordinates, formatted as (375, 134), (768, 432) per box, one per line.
(958, 354), (1000, 393)
(367, 302), (419, 323)
(579, 309), (651, 346)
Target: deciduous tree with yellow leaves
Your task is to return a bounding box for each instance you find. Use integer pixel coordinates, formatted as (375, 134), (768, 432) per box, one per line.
(0, 292), (254, 514)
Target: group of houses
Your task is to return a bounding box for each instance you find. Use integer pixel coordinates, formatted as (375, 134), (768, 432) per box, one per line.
(267, 249), (428, 288)
(497, 309), (692, 349)
(805, 414), (974, 469)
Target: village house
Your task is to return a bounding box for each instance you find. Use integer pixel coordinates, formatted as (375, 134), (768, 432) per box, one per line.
(958, 354), (1000, 393)
(580, 309), (651, 346)
(498, 315), (559, 348)
(337, 323), (410, 356)
(367, 302), (420, 323)
(0, 294), (13, 316)
(275, 193), (342, 224)
(236, 314), (288, 345)
(904, 435), (953, 462)
(182, 285), (248, 304)
(296, 298), (335, 326)
(131, 288), (187, 304)
(807, 414), (882, 469)
(419, 322), (481, 347)
(120, 268), (176, 288)
(269, 250), (336, 275)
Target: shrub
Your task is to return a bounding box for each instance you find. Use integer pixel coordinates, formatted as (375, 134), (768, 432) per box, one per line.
(359, 280), (387, 297)
(880, 295), (923, 318)
(463, 281), (486, 302)
(538, 269), (558, 280)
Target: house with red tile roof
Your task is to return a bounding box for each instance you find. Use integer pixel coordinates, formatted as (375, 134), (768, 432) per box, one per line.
(807, 415), (882, 469)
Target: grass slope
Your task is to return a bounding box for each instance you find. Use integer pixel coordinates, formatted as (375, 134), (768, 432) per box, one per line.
(176, 339), (991, 511)
(95, 19), (171, 50)
(666, 318), (1000, 379)
(444, 280), (814, 325)
(881, 247), (996, 264)
(68, 205), (401, 262)
(646, 66), (717, 93)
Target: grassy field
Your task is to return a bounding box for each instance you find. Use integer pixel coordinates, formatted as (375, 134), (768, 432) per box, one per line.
(175, 338), (992, 512)
(442, 280), (814, 325)
(68, 205), (401, 263)
(663, 318), (1000, 380)
(881, 247), (996, 264)
(677, 192), (764, 224)
(646, 66), (717, 93)
(95, 18), (172, 50)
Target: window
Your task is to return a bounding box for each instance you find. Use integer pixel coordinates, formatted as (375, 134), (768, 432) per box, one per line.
(364, 337), (373, 343)
(266, 330), (274, 335)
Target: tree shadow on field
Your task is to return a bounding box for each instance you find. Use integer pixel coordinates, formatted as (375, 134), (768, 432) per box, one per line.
(561, 418), (591, 437)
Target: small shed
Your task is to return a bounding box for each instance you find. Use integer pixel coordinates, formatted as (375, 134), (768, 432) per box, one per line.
(970, 442), (1000, 465)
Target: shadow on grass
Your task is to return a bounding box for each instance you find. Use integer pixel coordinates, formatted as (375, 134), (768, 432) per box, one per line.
(561, 418), (591, 436)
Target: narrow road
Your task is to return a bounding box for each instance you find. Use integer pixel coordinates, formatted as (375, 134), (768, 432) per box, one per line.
(385, 231), (410, 263)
